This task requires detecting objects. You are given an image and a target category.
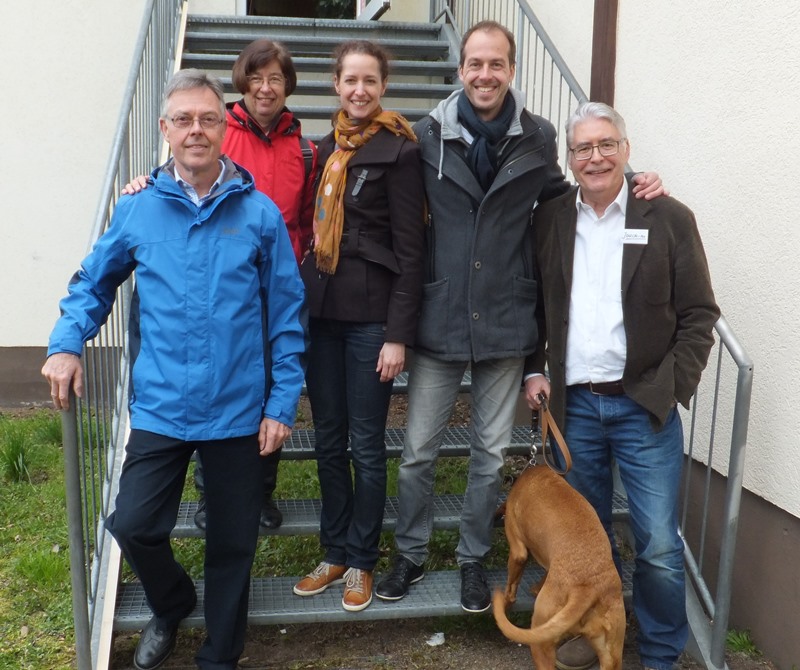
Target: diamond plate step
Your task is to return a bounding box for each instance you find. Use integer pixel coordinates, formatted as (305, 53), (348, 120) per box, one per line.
(114, 563), (635, 630)
(171, 490), (630, 538)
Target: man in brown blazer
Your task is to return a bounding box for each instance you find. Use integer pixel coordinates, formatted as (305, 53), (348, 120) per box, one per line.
(524, 102), (719, 670)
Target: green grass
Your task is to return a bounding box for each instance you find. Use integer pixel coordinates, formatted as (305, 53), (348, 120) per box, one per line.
(0, 410), (73, 670)
(726, 629), (761, 657)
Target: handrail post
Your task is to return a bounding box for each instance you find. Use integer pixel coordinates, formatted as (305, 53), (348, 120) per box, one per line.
(62, 398), (92, 670)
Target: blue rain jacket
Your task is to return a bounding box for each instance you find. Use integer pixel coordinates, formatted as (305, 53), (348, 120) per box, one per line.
(47, 158), (306, 440)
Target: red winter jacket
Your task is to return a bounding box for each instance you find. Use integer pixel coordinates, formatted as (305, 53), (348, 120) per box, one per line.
(223, 100), (317, 263)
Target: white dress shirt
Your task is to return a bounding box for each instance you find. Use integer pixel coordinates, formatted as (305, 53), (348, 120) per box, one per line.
(565, 180), (629, 385)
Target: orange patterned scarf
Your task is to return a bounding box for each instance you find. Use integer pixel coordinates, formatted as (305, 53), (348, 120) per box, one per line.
(313, 107), (417, 274)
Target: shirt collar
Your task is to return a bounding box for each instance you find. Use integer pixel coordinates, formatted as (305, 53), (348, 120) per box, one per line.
(173, 159), (226, 202)
(575, 177), (628, 218)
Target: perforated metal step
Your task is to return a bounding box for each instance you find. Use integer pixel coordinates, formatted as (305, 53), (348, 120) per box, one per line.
(171, 490), (631, 538)
(185, 32), (450, 59)
(186, 15), (444, 43)
(282, 423), (531, 460)
(114, 563), (635, 630)
(182, 54), (458, 78)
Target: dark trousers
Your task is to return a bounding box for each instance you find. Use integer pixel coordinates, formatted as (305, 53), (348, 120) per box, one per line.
(195, 444), (281, 498)
(305, 318), (394, 570)
(106, 429), (263, 670)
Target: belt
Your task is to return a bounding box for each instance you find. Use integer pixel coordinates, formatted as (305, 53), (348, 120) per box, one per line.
(570, 380), (625, 396)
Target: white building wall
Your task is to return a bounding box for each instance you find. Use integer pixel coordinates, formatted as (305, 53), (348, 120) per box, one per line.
(615, 1), (800, 516)
(0, 1), (145, 347)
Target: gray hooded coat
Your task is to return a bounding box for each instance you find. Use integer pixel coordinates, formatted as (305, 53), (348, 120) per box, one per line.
(413, 88), (570, 361)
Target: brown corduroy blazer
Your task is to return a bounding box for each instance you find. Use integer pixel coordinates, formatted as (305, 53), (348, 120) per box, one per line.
(525, 177), (720, 429)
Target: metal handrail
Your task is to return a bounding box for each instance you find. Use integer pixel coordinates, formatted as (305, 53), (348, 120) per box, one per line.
(61, 1), (185, 667)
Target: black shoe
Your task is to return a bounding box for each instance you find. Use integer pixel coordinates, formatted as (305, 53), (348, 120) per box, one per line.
(259, 496), (283, 529)
(193, 496), (206, 531)
(460, 561), (490, 613)
(133, 616), (178, 670)
(375, 555), (425, 601)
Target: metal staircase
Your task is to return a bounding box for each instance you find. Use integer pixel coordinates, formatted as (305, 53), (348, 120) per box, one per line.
(181, 14), (461, 137)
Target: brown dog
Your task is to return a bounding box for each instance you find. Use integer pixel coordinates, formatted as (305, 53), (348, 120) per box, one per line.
(492, 465), (625, 669)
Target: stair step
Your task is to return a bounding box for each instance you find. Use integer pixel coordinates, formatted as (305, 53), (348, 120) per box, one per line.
(185, 32), (450, 60)
(114, 562), (635, 630)
(182, 54), (457, 78)
(281, 425), (534, 460)
(187, 15), (444, 42)
(303, 369), (471, 395)
(171, 490), (631, 538)
(215, 77), (459, 99)
(272, 104), (432, 121)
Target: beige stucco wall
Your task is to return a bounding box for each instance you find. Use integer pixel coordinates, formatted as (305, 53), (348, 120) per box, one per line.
(5, 0), (796, 520)
(0, 1), (145, 347)
(614, 1), (800, 518)
(527, 0), (593, 94)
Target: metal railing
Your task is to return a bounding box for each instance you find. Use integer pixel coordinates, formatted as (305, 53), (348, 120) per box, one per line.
(430, 0), (588, 169)
(429, 2), (752, 668)
(61, 1), (185, 667)
(681, 316), (753, 669)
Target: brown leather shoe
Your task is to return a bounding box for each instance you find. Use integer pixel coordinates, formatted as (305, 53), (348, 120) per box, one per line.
(342, 568), (373, 612)
(555, 635), (598, 670)
(293, 561), (347, 596)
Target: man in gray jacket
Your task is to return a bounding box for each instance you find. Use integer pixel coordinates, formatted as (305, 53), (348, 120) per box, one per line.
(376, 20), (663, 613)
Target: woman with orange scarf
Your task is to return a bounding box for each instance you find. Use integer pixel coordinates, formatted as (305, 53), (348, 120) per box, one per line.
(294, 40), (425, 612)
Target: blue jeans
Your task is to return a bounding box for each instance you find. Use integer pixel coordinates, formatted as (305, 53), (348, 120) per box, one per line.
(394, 353), (524, 565)
(562, 387), (688, 670)
(305, 318), (394, 570)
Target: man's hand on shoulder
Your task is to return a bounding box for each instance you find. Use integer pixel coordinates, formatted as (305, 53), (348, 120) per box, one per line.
(121, 175), (151, 196)
(632, 171), (669, 200)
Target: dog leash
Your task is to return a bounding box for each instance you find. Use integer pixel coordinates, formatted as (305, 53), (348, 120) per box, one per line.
(529, 394), (572, 475)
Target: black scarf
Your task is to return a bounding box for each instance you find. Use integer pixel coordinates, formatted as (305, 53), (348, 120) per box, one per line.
(457, 90), (516, 191)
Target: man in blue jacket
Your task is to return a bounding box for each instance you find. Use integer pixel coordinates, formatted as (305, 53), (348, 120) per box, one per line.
(42, 69), (305, 670)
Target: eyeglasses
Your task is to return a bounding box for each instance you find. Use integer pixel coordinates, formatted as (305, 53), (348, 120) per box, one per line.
(166, 114), (225, 130)
(569, 138), (627, 161)
(246, 74), (286, 89)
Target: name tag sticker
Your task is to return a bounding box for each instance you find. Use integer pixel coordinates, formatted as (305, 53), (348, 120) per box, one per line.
(622, 229), (649, 245)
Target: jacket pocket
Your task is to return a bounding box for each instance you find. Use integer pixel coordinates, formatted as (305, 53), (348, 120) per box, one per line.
(415, 278), (449, 353)
(639, 253), (672, 305)
(512, 275), (539, 353)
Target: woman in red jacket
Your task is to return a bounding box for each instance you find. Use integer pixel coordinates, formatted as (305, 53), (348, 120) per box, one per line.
(123, 39), (317, 531)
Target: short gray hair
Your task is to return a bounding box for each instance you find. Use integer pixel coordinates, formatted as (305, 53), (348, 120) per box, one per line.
(160, 69), (226, 118)
(565, 101), (627, 147)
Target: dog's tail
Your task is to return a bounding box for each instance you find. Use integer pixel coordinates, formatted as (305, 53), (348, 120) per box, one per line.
(492, 588), (589, 646)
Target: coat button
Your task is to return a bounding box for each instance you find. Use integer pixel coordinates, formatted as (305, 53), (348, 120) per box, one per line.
(472, 312), (480, 320)
(474, 261), (481, 269)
